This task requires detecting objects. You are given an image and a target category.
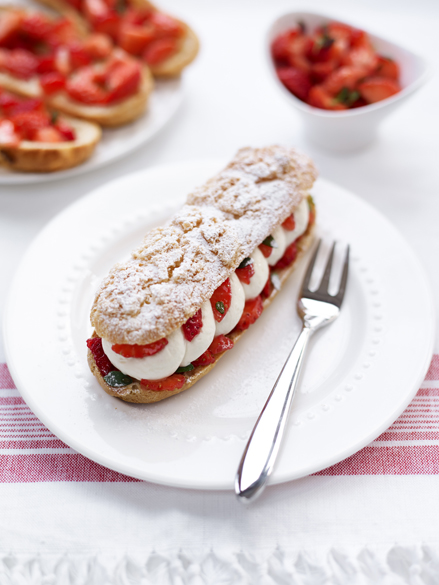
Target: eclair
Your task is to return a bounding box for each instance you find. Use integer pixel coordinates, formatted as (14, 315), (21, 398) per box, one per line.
(87, 146), (317, 403)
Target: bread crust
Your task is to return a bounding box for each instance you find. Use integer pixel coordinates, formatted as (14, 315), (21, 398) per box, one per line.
(0, 115), (101, 172)
(87, 224), (315, 403)
(36, 0), (199, 77)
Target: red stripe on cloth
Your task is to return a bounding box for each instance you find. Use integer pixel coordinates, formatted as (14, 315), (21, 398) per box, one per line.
(425, 355), (439, 380)
(0, 454), (140, 483)
(376, 431), (439, 441)
(417, 388), (439, 397)
(0, 439), (68, 449)
(0, 364), (15, 389)
(0, 397), (26, 406)
(315, 446), (439, 475)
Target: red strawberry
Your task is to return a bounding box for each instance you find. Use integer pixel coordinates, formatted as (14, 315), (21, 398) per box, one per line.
(40, 72), (66, 95)
(210, 278), (232, 322)
(182, 309), (203, 342)
(236, 296), (263, 331)
(111, 338), (168, 358)
(358, 76), (400, 103)
(191, 350), (215, 367)
(148, 12), (183, 38)
(55, 120), (76, 141)
(0, 12), (21, 45)
(118, 22), (155, 55)
(277, 66), (311, 101)
(262, 274), (272, 298)
(106, 60), (141, 103)
(273, 242), (298, 270)
(282, 214), (296, 231)
(236, 262), (255, 285)
(33, 126), (63, 142)
(259, 243), (272, 258)
(66, 69), (108, 104)
(143, 38), (178, 65)
(20, 13), (54, 40)
(0, 119), (20, 147)
(10, 111), (50, 140)
(209, 334), (234, 355)
(86, 337), (115, 377)
(271, 29), (300, 63)
(376, 56), (399, 80)
(140, 374), (186, 392)
(1, 48), (39, 79)
(307, 85), (347, 110)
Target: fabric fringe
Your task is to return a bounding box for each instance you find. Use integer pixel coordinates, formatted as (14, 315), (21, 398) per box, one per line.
(1, 546), (439, 584)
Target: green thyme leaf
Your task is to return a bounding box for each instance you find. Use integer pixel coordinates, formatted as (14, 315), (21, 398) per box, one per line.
(336, 87), (360, 106)
(215, 301), (225, 314)
(238, 257), (253, 269)
(104, 370), (134, 387)
(115, 0), (126, 13)
(50, 111), (59, 125)
(176, 364), (195, 374)
(262, 235), (278, 248)
(298, 20), (306, 34)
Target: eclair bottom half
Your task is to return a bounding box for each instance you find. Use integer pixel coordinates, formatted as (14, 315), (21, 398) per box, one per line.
(87, 219), (316, 404)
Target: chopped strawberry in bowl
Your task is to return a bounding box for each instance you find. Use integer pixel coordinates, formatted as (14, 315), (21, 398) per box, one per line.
(267, 11), (430, 151)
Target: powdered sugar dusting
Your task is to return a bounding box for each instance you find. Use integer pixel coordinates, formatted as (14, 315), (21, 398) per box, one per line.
(91, 146), (317, 344)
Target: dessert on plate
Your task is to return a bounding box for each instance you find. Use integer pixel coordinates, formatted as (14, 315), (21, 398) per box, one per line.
(87, 146), (317, 403)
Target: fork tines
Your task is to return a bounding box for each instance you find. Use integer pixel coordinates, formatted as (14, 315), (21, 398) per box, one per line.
(301, 240), (350, 308)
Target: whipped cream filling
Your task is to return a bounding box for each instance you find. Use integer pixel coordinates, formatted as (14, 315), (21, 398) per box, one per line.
(214, 272), (246, 336)
(266, 226), (287, 267)
(101, 198), (311, 381)
(180, 301), (216, 367)
(102, 328), (185, 381)
(240, 247), (270, 300)
(283, 198), (309, 245)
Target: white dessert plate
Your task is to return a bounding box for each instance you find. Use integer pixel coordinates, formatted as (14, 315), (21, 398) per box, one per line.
(0, 79), (182, 185)
(3, 160), (435, 490)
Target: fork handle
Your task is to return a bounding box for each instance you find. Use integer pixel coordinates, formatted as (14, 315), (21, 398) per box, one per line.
(235, 325), (312, 503)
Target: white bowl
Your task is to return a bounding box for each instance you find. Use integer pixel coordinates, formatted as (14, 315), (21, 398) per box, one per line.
(267, 11), (430, 152)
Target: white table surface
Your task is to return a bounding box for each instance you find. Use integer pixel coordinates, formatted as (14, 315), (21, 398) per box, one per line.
(1, 0), (439, 582)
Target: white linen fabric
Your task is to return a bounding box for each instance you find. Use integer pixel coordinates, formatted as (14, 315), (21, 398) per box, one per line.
(0, 0), (439, 581)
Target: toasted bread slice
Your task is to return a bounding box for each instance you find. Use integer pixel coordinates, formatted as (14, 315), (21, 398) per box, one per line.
(0, 115), (101, 172)
(36, 0), (199, 77)
(87, 225), (315, 403)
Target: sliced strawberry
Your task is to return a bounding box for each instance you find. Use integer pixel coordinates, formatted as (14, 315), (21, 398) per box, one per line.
(287, 35), (313, 72)
(140, 374), (185, 392)
(209, 334), (234, 355)
(323, 65), (365, 95)
(273, 242), (298, 270)
(236, 261), (255, 285)
(182, 309), (203, 342)
(1, 48), (39, 79)
(83, 33), (113, 59)
(20, 13), (54, 41)
(342, 45), (378, 76)
(0, 91), (22, 113)
(282, 214), (296, 231)
(191, 350), (215, 367)
(112, 338), (168, 358)
(40, 72), (66, 95)
(55, 120), (76, 141)
(148, 12), (184, 38)
(310, 59), (336, 83)
(66, 68), (108, 104)
(106, 59), (141, 103)
(276, 66), (311, 102)
(10, 111), (50, 140)
(86, 337), (115, 377)
(143, 38), (178, 65)
(118, 22), (155, 55)
(358, 76), (400, 103)
(0, 12), (21, 46)
(0, 119), (20, 147)
(259, 243), (273, 258)
(5, 98), (43, 117)
(236, 296), (263, 331)
(68, 42), (92, 69)
(84, 0), (119, 38)
(210, 278), (232, 322)
(307, 85), (347, 110)
(124, 8), (153, 26)
(271, 29), (300, 64)
(376, 55), (399, 80)
(37, 55), (56, 75)
(33, 126), (63, 142)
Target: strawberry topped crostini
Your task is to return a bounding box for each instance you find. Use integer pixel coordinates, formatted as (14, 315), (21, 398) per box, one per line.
(0, 88), (100, 171)
(87, 146), (317, 403)
(36, 0), (199, 77)
(0, 7), (153, 126)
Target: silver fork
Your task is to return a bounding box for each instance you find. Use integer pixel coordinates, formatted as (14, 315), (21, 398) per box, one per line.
(235, 240), (350, 504)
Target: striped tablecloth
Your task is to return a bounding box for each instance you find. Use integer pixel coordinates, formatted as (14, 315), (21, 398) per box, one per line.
(1, 356), (438, 482)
